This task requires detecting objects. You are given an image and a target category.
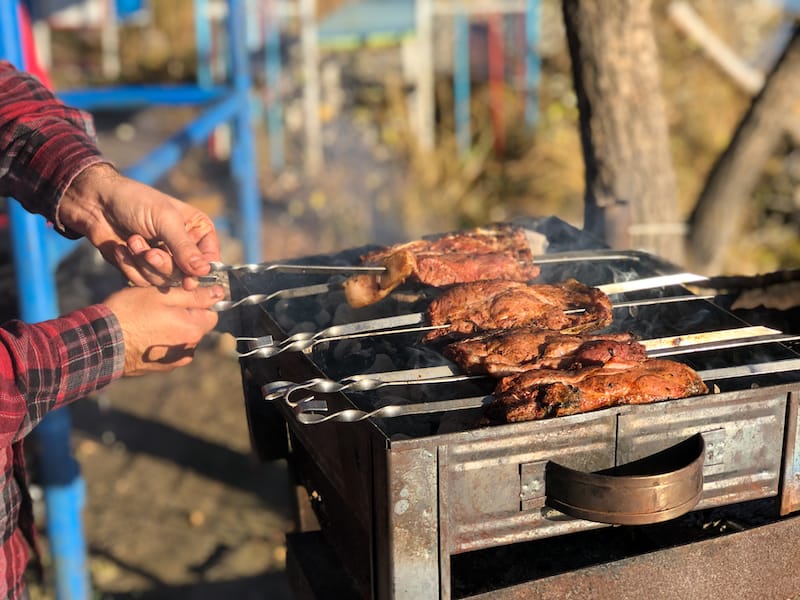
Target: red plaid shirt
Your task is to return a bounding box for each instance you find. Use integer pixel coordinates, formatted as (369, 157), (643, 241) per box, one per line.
(0, 62), (125, 598)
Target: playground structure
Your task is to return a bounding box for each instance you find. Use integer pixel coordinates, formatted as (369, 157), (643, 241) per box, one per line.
(30, 0), (541, 170)
(191, 0), (541, 171)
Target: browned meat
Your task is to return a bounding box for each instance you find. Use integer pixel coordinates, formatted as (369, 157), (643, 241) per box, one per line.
(344, 225), (540, 308)
(444, 329), (646, 376)
(361, 224), (535, 263)
(414, 251), (539, 286)
(424, 279), (613, 342)
(485, 358), (709, 423)
(343, 250), (416, 309)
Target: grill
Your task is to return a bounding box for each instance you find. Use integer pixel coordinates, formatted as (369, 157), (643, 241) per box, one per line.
(226, 217), (800, 599)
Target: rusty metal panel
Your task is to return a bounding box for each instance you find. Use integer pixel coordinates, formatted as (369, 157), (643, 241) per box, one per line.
(387, 446), (439, 600)
(438, 411), (616, 554)
(780, 391), (800, 515)
(617, 388), (787, 508)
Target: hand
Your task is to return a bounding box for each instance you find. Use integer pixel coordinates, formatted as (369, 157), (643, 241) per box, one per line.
(103, 284), (223, 376)
(59, 163), (221, 288)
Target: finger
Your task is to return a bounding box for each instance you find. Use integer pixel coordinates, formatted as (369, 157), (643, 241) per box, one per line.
(127, 235), (187, 287)
(158, 217), (216, 277)
(181, 276), (200, 291)
(166, 285), (226, 309)
(97, 240), (130, 271)
(127, 235), (178, 284)
(140, 247), (180, 282)
(114, 246), (152, 287)
(190, 222), (221, 263)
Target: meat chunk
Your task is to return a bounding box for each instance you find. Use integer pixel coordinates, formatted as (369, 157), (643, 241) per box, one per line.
(361, 224), (535, 263)
(342, 250), (416, 308)
(444, 329), (646, 376)
(344, 225), (540, 308)
(485, 358), (709, 423)
(424, 279), (613, 342)
(414, 251), (539, 286)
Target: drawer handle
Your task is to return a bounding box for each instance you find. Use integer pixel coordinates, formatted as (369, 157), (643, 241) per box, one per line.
(545, 433), (705, 525)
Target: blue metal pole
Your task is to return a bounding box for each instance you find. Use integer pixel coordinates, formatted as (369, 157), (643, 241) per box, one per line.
(265, 0), (285, 172)
(1, 4), (90, 598)
(8, 207), (89, 600)
(195, 0), (213, 88)
(228, 0), (262, 263)
(123, 91), (244, 184)
(58, 84), (226, 111)
(524, 0), (540, 126)
(454, 11), (470, 158)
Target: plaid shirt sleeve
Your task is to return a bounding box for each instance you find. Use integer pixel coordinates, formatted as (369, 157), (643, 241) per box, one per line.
(0, 60), (107, 238)
(0, 304), (125, 446)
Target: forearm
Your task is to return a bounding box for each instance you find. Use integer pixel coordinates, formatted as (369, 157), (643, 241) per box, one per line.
(0, 61), (108, 234)
(0, 304), (125, 446)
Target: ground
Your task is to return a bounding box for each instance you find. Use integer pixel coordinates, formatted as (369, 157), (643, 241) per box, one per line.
(61, 349), (294, 600)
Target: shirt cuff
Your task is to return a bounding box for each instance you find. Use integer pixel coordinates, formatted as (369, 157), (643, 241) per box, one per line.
(23, 132), (105, 238)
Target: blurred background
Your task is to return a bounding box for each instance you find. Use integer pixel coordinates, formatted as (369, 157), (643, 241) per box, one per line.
(2, 0), (799, 598)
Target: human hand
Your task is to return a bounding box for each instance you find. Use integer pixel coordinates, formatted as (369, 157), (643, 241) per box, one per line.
(59, 163), (221, 288)
(103, 284), (223, 376)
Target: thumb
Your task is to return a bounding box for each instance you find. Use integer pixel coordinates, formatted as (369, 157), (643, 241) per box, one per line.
(156, 217), (212, 276)
(166, 285), (226, 309)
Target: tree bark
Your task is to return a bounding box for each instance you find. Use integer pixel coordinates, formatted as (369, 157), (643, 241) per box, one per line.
(686, 25), (800, 275)
(562, 0), (683, 263)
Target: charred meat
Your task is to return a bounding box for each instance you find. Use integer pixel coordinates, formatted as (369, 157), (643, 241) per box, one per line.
(485, 358), (709, 423)
(344, 225), (540, 308)
(444, 329), (647, 376)
(424, 278), (613, 342)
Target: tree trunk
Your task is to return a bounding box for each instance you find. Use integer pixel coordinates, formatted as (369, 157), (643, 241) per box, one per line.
(562, 0), (683, 263)
(686, 25), (800, 275)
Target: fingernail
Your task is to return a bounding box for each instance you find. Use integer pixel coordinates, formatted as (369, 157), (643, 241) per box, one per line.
(149, 253), (165, 267)
(129, 238), (147, 253)
(189, 256), (206, 272)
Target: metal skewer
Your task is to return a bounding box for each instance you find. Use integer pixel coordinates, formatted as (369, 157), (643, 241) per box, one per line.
(212, 282), (334, 312)
(212, 248), (655, 278)
(264, 367), (479, 406)
(289, 358), (800, 424)
(210, 260), (385, 276)
(261, 327), (794, 403)
(213, 259), (707, 313)
(235, 292), (714, 359)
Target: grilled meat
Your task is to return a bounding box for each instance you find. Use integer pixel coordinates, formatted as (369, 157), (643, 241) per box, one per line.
(344, 225), (540, 308)
(444, 329), (646, 376)
(342, 250), (416, 309)
(485, 358), (709, 423)
(361, 224), (535, 263)
(424, 278), (613, 342)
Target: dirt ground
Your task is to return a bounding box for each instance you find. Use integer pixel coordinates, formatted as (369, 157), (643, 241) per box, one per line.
(57, 347), (294, 599)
